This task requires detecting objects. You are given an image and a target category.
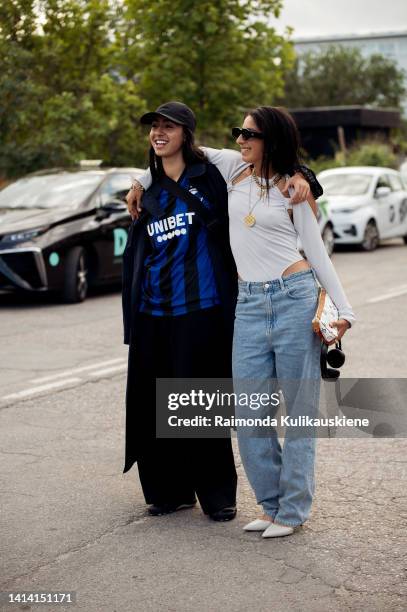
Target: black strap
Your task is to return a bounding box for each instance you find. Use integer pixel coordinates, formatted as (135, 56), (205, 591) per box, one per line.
(293, 164), (323, 199)
(158, 175), (222, 233)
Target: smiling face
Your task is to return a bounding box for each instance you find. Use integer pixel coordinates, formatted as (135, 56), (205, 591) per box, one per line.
(149, 115), (184, 158)
(235, 114), (264, 168)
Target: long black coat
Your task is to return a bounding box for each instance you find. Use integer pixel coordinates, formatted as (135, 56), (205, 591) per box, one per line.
(122, 162), (238, 473)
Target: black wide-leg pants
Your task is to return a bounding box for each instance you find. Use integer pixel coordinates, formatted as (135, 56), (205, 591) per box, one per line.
(125, 306), (237, 514)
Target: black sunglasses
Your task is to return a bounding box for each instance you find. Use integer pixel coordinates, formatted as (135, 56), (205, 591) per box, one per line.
(231, 127), (264, 140)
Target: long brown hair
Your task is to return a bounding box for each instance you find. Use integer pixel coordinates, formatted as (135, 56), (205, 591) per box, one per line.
(246, 106), (302, 194)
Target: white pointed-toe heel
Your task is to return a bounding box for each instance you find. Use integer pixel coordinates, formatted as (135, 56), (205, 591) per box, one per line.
(262, 522), (294, 538)
(243, 519), (273, 532)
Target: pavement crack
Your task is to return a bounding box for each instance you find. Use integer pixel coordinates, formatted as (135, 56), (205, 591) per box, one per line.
(193, 528), (341, 591)
(3, 514), (146, 588)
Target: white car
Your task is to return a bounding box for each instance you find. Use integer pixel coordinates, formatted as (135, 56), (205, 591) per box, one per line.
(317, 167), (407, 251)
(316, 195), (335, 257)
(400, 159), (407, 185)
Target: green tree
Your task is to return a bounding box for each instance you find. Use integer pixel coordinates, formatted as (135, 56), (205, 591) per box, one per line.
(0, 0), (294, 177)
(121, 0), (293, 143)
(0, 0), (147, 177)
(282, 45), (406, 109)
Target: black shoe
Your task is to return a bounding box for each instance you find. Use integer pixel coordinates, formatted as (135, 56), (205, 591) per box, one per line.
(147, 501), (196, 516)
(209, 506), (237, 522)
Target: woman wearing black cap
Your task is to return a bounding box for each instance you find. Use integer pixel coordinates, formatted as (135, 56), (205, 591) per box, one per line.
(122, 101), (240, 521)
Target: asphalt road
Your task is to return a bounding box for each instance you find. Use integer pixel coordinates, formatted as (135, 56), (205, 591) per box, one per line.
(1, 241), (407, 611)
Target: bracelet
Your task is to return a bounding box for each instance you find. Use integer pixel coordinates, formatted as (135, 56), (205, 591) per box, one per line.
(130, 181), (144, 192)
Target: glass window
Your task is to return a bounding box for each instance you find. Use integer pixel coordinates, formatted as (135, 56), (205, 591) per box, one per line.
(387, 174), (403, 191)
(319, 173), (373, 196)
(378, 41), (395, 54)
(0, 172), (103, 210)
(376, 175), (392, 190)
(99, 174), (133, 205)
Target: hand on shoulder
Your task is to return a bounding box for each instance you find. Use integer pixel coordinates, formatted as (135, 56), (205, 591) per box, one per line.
(125, 180), (144, 219)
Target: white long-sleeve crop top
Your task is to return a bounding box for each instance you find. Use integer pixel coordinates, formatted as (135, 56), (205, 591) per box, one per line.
(136, 147), (355, 325)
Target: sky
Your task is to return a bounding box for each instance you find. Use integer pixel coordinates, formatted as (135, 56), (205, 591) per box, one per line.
(270, 0), (407, 39)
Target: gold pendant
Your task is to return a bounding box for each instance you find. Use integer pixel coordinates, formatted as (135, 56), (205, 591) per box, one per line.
(244, 213), (256, 227)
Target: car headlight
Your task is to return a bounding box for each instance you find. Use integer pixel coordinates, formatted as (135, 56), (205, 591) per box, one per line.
(332, 205), (364, 214)
(2, 228), (47, 243)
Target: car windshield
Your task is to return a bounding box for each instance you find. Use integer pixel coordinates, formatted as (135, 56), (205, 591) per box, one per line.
(0, 172), (103, 210)
(320, 173), (372, 196)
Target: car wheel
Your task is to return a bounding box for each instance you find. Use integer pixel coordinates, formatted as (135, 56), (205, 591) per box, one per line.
(321, 224), (335, 257)
(63, 246), (89, 303)
(361, 221), (379, 251)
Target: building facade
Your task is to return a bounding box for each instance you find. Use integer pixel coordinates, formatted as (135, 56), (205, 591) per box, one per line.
(290, 106), (400, 158)
(293, 31), (407, 115)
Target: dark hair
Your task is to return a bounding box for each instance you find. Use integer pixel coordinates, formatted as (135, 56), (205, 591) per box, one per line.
(246, 106), (302, 193)
(149, 126), (206, 181)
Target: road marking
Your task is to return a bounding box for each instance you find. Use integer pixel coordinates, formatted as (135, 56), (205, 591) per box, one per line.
(31, 358), (126, 384)
(2, 378), (82, 401)
(89, 364), (127, 377)
(1, 361), (128, 403)
(367, 285), (407, 304)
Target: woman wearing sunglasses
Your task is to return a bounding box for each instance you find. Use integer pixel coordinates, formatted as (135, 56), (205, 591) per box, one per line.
(201, 107), (354, 537)
(124, 103), (339, 532)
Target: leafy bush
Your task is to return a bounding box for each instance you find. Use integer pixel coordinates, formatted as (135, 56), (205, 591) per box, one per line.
(305, 155), (343, 175)
(346, 141), (397, 168)
(308, 140), (398, 174)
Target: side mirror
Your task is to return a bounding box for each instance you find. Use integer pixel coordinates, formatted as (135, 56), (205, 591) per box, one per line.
(375, 186), (391, 198)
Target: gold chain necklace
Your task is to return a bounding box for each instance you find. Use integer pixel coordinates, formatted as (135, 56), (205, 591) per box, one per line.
(243, 169), (281, 227)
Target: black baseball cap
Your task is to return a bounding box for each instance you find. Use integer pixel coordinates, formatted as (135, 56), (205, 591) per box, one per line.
(140, 101), (196, 132)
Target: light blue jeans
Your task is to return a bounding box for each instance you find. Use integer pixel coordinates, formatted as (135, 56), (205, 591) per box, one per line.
(232, 269), (322, 527)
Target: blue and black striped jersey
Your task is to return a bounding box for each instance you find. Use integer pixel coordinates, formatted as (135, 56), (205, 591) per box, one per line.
(139, 174), (220, 316)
